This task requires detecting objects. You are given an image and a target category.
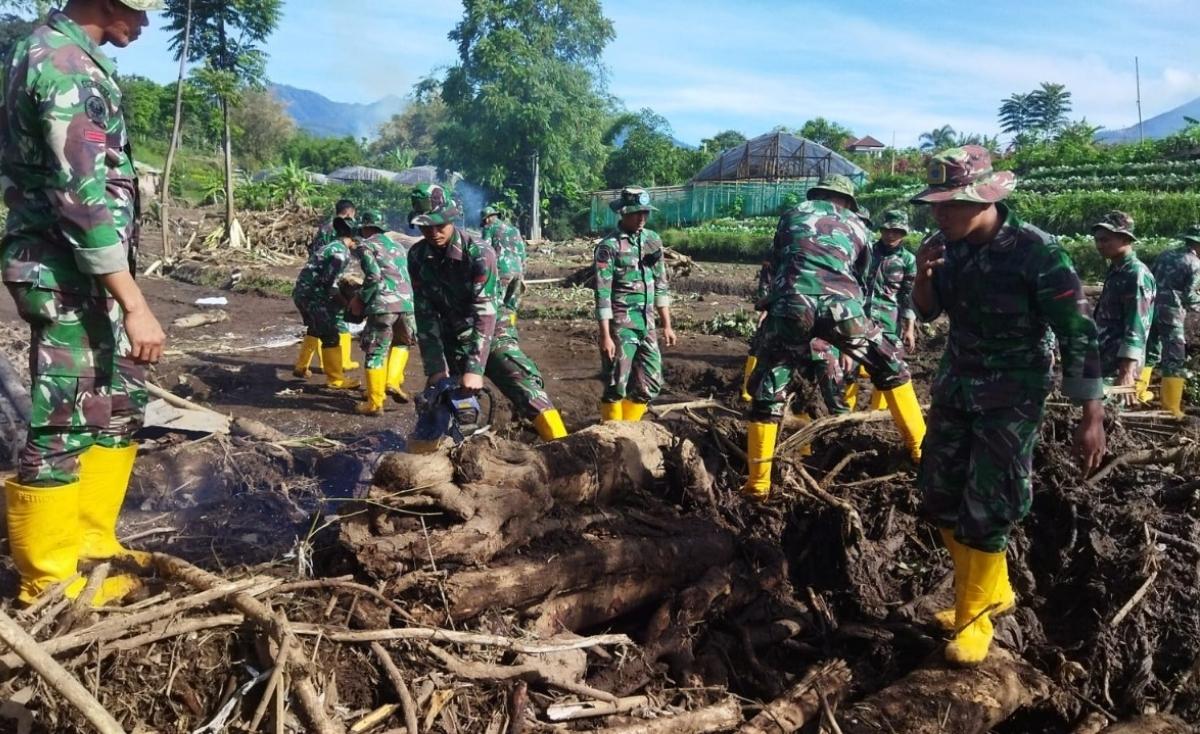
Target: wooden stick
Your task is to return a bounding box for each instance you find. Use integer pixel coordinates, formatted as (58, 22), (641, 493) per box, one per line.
(248, 615), (294, 732)
(1110, 571), (1158, 627)
(775, 411), (896, 456)
(546, 696), (650, 722)
(0, 608), (126, 734)
(650, 399), (742, 419)
(144, 382), (228, 419)
(152, 554), (342, 734)
(69, 613), (244, 667)
(370, 642), (420, 734)
(592, 698), (742, 733)
(290, 623), (632, 654)
(739, 659), (851, 734)
(425, 645), (618, 702)
(1088, 445), (1196, 486)
(349, 704), (400, 733)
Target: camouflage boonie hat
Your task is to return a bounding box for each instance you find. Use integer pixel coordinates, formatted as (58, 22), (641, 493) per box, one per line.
(910, 145), (1015, 205)
(481, 205), (501, 222)
(806, 174), (859, 212)
(411, 184), (462, 226)
(118, 0), (166, 10)
(1092, 211), (1137, 241)
(857, 205), (873, 228)
(1181, 224), (1200, 245)
(880, 209), (910, 233)
(609, 186), (658, 215)
(358, 210), (386, 231)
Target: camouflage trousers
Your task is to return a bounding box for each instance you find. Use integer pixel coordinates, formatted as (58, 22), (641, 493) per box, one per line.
(1146, 308), (1189, 378)
(601, 322), (663, 404)
(746, 297), (910, 421)
(807, 338), (850, 415)
(441, 323), (555, 419)
(359, 312), (417, 370)
(918, 398), (1046, 552)
(8, 285), (147, 486)
(293, 292), (348, 348)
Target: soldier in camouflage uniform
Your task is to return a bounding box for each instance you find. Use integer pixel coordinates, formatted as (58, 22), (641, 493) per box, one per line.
(1090, 211), (1156, 406)
(1, 0), (168, 606)
(743, 174), (927, 502)
(409, 185), (566, 442)
(911, 146), (1106, 666)
(594, 187), (677, 422)
(290, 218), (359, 389)
(857, 209), (918, 410)
(349, 211), (415, 415)
(1146, 226), (1200, 416)
(293, 199), (359, 376)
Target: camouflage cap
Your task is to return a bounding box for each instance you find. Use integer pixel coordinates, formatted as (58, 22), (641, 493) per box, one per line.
(806, 174), (859, 212)
(410, 184), (462, 227)
(609, 186), (658, 215)
(857, 205), (873, 228)
(1181, 224), (1200, 245)
(880, 209), (910, 233)
(481, 205), (501, 221)
(910, 145), (1015, 205)
(1092, 210), (1137, 241)
(117, 0), (166, 10)
(358, 209), (386, 231)
(332, 216), (357, 238)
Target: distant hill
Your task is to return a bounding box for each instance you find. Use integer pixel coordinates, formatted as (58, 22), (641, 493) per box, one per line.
(1096, 95), (1200, 143)
(270, 83), (406, 140)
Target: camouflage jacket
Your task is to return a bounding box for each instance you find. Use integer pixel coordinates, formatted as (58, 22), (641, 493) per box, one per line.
(915, 205), (1103, 407)
(409, 228), (499, 377)
(765, 200), (871, 318)
(1, 11), (140, 296)
(593, 227), (671, 325)
(293, 237), (352, 302)
(309, 219), (337, 256)
(484, 219), (527, 321)
(357, 232), (413, 315)
(1150, 245), (1200, 314)
(1093, 252), (1156, 374)
(865, 241), (917, 336)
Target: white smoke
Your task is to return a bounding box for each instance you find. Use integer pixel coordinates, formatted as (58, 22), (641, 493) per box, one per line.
(455, 180), (489, 233)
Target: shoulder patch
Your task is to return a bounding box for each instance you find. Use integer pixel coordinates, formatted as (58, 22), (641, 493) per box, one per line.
(84, 94), (107, 126)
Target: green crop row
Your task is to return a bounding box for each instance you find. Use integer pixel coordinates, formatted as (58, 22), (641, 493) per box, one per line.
(1023, 159), (1200, 181)
(1019, 173), (1200, 193)
(1008, 191), (1200, 239)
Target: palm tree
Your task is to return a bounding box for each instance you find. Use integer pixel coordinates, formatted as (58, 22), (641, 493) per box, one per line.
(1030, 82), (1072, 136)
(919, 125), (957, 152)
(998, 93), (1033, 135)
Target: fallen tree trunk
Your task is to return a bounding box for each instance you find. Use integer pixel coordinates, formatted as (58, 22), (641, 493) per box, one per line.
(1096, 715), (1193, 734)
(839, 650), (1051, 734)
(338, 423), (708, 577)
(739, 659), (851, 734)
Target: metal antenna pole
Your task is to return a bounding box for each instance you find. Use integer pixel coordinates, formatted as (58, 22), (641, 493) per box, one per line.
(1136, 56), (1144, 144)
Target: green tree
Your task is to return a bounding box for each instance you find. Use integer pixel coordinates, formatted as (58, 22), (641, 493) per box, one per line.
(0, 0), (48, 18)
(0, 13), (34, 60)
(700, 129), (746, 153)
(280, 133), (366, 172)
(602, 109), (694, 188)
(230, 87), (294, 169)
(1029, 82), (1072, 136)
(165, 0), (282, 238)
(370, 77), (447, 168)
(998, 92), (1034, 136)
(799, 117), (855, 150)
(438, 0), (615, 237)
(955, 132), (1000, 155)
(116, 75), (166, 141)
(919, 125), (957, 152)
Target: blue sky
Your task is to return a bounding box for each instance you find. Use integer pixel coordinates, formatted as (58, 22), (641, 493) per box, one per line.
(114, 0), (1200, 147)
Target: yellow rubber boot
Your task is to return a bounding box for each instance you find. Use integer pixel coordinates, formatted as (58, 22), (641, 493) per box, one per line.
(340, 332), (361, 370)
(946, 547), (1007, 666)
(868, 390), (888, 411)
(533, 409), (568, 440)
(386, 347), (411, 403)
(78, 444), (151, 567)
(740, 356), (757, 402)
(882, 382), (926, 461)
(1162, 376), (1186, 417)
(355, 368), (387, 415)
(933, 529), (1015, 630)
(622, 400), (648, 421)
(1135, 366), (1155, 403)
(321, 346), (360, 390)
(741, 421), (779, 502)
(844, 382), (859, 411)
(293, 335), (320, 378)
(5, 479), (139, 607)
(600, 401), (623, 423)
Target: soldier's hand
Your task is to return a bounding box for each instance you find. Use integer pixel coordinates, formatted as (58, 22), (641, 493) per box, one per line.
(916, 241), (946, 279)
(124, 305), (166, 364)
(461, 373), (484, 391)
(1114, 360), (1138, 407)
(661, 326), (677, 348)
(903, 321), (917, 352)
(600, 333), (617, 361)
(839, 353), (855, 376)
(1074, 400), (1107, 477)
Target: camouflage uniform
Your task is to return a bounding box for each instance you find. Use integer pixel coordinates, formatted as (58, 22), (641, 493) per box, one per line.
(1093, 252), (1155, 378)
(914, 190), (1102, 550)
(594, 226), (670, 403)
(356, 231), (415, 370)
(865, 240), (917, 345)
(1, 11), (148, 485)
(292, 236), (353, 348)
(1146, 240), (1200, 378)
(746, 198), (910, 421)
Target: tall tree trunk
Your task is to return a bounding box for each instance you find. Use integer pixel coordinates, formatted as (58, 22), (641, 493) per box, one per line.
(222, 97), (235, 239)
(159, 0), (192, 262)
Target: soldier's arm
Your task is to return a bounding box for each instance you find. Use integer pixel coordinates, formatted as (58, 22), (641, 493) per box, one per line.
(1186, 264), (1200, 312)
(651, 233), (671, 311)
(594, 240), (615, 324)
(1035, 243), (1104, 402)
(899, 252), (917, 323)
(35, 69), (125, 274)
(464, 243), (499, 377)
(409, 255), (449, 377)
(912, 237), (945, 321)
(1118, 269), (1156, 364)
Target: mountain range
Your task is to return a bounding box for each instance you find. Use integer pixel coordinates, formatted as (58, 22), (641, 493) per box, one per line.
(1096, 95), (1200, 143)
(269, 83), (406, 140)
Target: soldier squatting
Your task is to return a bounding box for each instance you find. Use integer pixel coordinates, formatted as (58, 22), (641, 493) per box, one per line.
(2, 0), (1199, 672)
